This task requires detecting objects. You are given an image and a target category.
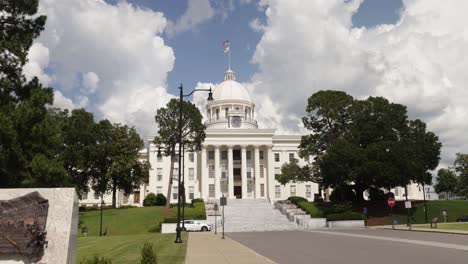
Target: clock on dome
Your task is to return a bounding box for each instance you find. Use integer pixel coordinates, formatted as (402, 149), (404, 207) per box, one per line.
(231, 116), (242, 128)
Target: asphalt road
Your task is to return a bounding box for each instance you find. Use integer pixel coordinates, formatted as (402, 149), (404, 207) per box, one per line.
(228, 229), (468, 264)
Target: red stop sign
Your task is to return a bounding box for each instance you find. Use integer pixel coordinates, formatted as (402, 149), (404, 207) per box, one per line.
(388, 198), (396, 207)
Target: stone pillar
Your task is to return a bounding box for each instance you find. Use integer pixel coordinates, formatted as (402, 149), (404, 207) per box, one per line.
(267, 145), (274, 200)
(201, 146), (207, 200)
(254, 145), (260, 198)
(241, 145), (247, 199)
(214, 146), (221, 198)
(228, 145), (234, 198)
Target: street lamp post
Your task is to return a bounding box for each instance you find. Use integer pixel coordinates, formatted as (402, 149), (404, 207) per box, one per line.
(175, 84), (213, 244)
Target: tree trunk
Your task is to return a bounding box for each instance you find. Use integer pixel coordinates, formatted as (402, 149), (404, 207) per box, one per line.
(165, 158), (175, 208)
(112, 185), (117, 208)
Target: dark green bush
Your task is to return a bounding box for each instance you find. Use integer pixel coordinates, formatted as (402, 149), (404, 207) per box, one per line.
(297, 201), (324, 218)
(326, 211), (365, 221)
(368, 188), (386, 201)
(143, 193), (157, 206)
(330, 186), (356, 203)
(154, 194), (166, 206)
(140, 242), (157, 264)
(191, 198), (204, 204)
(79, 205), (113, 212)
(288, 196), (308, 204)
(80, 255), (112, 264)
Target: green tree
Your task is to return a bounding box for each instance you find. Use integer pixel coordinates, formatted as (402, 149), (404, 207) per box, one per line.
(90, 120), (149, 208)
(0, 0), (71, 187)
(434, 168), (458, 199)
(294, 91), (441, 202)
(454, 153), (468, 198)
(140, 242), (157, 264)
(154, 98), (206, 208)
(277, 159), (313, 186)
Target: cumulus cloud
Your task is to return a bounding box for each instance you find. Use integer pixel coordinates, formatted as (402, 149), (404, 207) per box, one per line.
(23, 43), (53, 86)
(165, 0), (215, 37)
(248, 0), (468, 165)
(32, 0), (175, 137)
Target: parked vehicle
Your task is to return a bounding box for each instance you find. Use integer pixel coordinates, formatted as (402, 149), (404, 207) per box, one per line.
(456, 215), (468, 222)
(180, 220), (212, 232)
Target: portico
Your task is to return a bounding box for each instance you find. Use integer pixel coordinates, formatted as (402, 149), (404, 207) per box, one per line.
(200, 144), (271, 200)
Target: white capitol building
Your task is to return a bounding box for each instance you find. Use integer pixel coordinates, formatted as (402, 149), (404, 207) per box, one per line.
(80, 69), (434, 207)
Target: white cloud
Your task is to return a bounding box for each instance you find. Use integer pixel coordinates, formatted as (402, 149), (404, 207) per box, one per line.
(82, 72), (99, 94)
(23, 43), (53, 86)
(33, 0), (176, 137)
(248, 0), (468, 165)
(166, 0), (215, 37)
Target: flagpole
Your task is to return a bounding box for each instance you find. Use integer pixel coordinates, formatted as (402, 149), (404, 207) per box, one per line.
(228, 46), (231, 70)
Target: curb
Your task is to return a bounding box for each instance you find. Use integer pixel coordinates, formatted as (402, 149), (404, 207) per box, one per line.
(379, 227), (468, 236)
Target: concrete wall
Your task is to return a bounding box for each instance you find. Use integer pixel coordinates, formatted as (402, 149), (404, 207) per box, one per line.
(0, 188), (78, 264)
(161, 223), (178, 234)
(327, 220), (365, 228)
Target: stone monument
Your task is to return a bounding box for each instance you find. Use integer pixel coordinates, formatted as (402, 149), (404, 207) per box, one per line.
(0, 188), (78, 264)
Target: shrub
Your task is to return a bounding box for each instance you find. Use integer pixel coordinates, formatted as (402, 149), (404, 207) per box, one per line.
(154, 194), (166, 206)
(326, 211), (366, 221)
(143, 193), (157, 206)
(288, 196), (308, 204)
(297, 201), (324, 218)
(368, 188), (386, 201)
(80, 255), (112, 264)
(140, 242), (157, 264)
(191, 198), (204, 204)
(330, 186), (356, 203)
(321, 202), (353, 216)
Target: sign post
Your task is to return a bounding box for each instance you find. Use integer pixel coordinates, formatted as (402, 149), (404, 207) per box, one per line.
(405, 201), (412, 228)
(214, 202), (219, 235)
(442, 209), (448, 223)
(388, 198), (396, 229)
(220, 194), (227, 239)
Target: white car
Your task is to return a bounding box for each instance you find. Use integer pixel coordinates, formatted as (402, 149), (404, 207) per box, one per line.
(180, 220), (212, 232)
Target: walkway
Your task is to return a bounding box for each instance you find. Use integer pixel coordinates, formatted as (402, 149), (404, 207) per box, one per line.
(370, 224), (468, 235)
(185, 232), (275, 264)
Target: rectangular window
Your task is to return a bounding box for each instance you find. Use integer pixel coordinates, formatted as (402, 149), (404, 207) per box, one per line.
(260, 165), (264, 178)
(216, 109), (219, 120)
(221, 151), (227, 160)
(94, 192), (100, 200)
(247, 169), (252, 178)
(173, 168), (179, 179)
(394, 188), (399, 196)
(189, 186), (194, 200)
(208, 151), (215, 160)
(306, 185), (312, 198)
(260, 184), (265, 197)
(221, 164), (227, 178)
(289, 153), (295, 162)
(172, 186), (178, 200)
(290, 185), (296, 196)
(156, 186), (163, 195)
(123, 195), (129, 204)
(274, 153), (280, 162)
(274, 167), (281, 180)
(157, 168), (163, 181)
(189, 168), (194, 181)
(246, 151), (251, 160)
(209, 165), (215, 178)
(260, 151), (264, 160)
(209, 184), (215, 197)
(275, 185), (281, 199)
(189, 153), (194, 162)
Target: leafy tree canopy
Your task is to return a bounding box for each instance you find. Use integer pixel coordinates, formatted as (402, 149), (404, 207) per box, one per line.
(434, 168), (457, 196)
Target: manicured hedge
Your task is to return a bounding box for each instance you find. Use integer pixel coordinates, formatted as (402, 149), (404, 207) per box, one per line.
(297, 201), (324, 218)
(288, 196), (308, 204)
(326, 211), (366, 221)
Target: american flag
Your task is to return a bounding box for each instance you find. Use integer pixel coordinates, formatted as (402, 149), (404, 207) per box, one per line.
(223, 40), (230, 53)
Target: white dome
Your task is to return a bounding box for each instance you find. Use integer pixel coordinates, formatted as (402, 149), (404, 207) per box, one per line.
(212, 70), (252, 103)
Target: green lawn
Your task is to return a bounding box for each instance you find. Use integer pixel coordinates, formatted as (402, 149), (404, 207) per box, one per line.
(77, 204), (205, 263)
(387, 200), (468, 225)
(77, 233), (187, 264)
(415, 222), (468, 231)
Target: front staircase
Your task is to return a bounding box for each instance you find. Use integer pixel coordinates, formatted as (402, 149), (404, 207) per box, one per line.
(205, 199), (298, 232)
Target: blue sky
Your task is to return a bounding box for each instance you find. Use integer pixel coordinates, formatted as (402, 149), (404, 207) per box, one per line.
(105, 0), (403, 95)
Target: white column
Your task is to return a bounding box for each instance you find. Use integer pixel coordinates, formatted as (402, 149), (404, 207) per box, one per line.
(267, 145), (274, 200)
(241, 145), (247, 199)
(201, 146), (207, 200)
(228, 145), (234, 198)
(214, 146), (221, 198)
(254, 145), (260, 198)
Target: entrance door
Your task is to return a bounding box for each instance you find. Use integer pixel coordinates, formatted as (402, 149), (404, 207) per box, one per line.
(234, 186), (242, 199)
(133, 191), (140, 204)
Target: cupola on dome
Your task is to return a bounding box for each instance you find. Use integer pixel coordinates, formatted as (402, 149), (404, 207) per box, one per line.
(212, 70), (252, 103)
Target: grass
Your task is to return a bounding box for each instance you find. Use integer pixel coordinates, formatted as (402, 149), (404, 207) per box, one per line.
(414, 222), (468, 231)
(387, 200), (468, 225)
(77, 233), (187, 264)
(77, 204), (205, 263)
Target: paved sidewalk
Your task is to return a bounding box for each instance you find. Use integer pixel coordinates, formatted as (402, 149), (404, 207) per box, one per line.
(185, 232), (275, 264)
(370, 225), (468, 235)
